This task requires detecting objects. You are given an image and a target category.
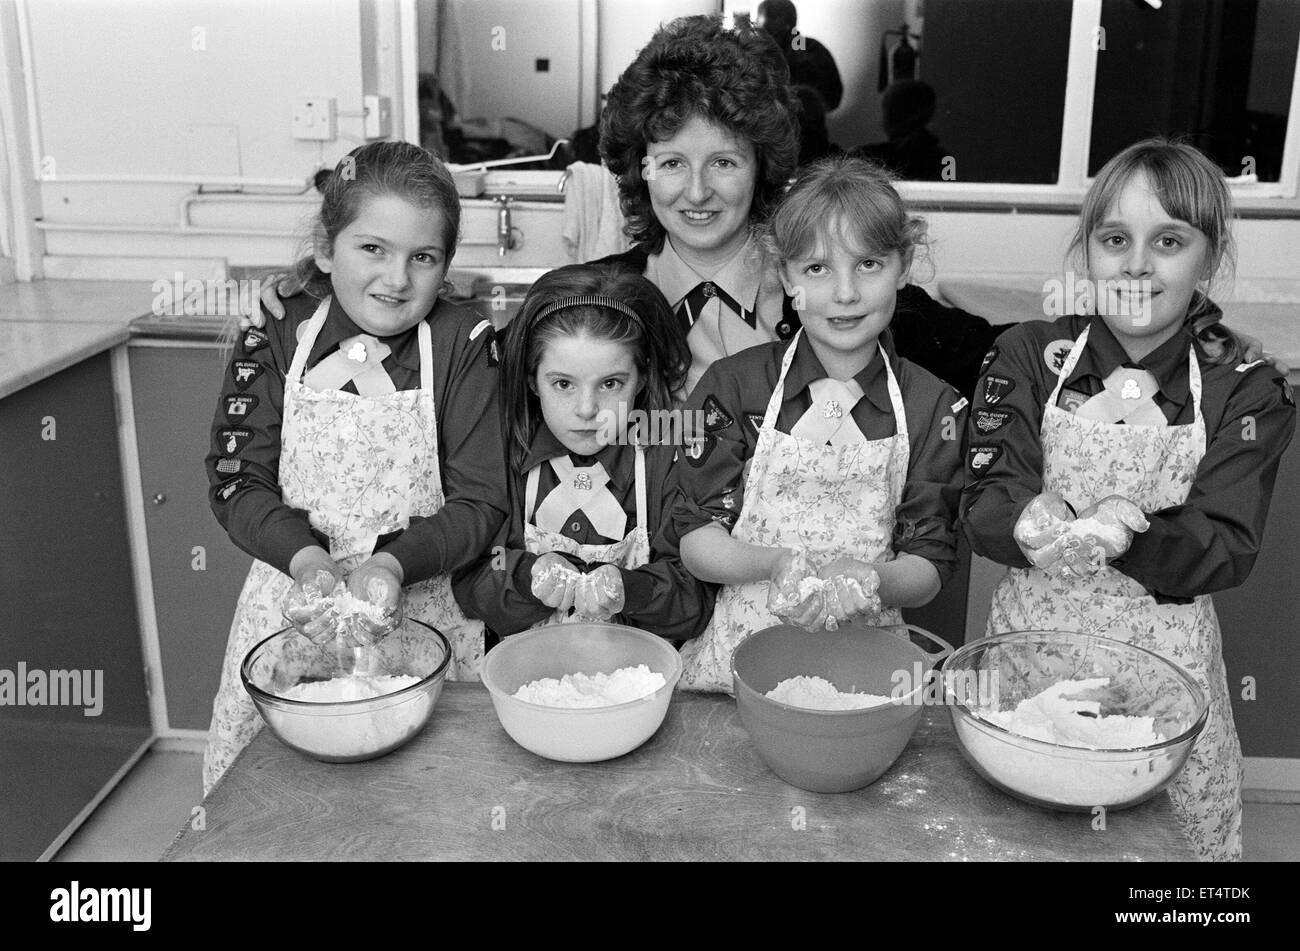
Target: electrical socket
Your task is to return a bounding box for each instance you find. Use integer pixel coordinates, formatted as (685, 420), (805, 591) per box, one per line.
(292, 97), (336, 141)
(363, 95), (391, 139)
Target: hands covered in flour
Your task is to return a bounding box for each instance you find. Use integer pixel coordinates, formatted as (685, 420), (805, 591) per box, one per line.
(1013, 491), (1149, 582)
(530, 553), (581, 614)
(283, 548), (402, 645)
(572, 564), (626, 621)
(767, 550), (883, 631)
(530, 555), (626, 622)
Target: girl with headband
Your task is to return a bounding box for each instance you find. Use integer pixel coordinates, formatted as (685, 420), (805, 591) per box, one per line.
(453, 263), (715, 641)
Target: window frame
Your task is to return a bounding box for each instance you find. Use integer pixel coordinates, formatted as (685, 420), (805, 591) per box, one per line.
(897, 0), (1300, 210)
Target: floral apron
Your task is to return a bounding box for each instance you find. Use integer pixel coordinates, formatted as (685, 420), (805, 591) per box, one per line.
(522, 445), (651, 625)
(986, 323), (1241, 861)
(203, 297), (485, 793)
(679, 331), (909, 693)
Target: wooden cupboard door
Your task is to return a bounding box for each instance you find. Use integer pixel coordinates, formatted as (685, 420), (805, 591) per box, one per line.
(0, 352), (151, 860)
(1214, 432), (1300, 760)
(129, 344), (252, 732)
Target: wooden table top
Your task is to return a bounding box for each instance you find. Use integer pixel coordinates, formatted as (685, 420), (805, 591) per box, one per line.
(163, 684), (1195, 862)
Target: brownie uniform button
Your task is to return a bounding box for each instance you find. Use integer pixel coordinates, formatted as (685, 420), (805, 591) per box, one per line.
(571, 521), (582, 533)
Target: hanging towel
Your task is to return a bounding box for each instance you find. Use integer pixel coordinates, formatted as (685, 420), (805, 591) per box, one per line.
(561, 161), (630, 263)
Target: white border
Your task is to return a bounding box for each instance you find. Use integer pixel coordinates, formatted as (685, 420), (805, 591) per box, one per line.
(399, 0), (419, 145)
(112, 343), (170, 736)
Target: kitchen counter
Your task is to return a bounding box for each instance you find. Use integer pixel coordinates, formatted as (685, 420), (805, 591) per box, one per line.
(0, 280), (153, 399)
(162, 684), (1194, 862)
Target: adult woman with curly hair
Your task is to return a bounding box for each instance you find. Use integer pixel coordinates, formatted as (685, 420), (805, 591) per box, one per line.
(591, 14), (1004, 398)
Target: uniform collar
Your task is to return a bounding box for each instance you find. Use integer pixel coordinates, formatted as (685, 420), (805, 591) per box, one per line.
(521, 423), (627, 490)
(646, 233), (764, 314)
(1069, 318), (1193, 407)
(784, 332), (896, 414)
(310, 294), (425, 371)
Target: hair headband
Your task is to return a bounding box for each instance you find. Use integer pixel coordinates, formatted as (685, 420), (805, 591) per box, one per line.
(529, 294), (644, 328)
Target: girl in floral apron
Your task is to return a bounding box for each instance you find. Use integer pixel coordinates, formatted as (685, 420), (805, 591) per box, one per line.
(673, 156), (966, 692)
(203, 143), (508, 793)
(453, 263), (714, 643)
(962, 140), (1296, 860)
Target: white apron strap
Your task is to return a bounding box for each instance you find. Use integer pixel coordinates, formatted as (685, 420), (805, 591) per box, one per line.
(287, 296), (333, 383)
(524, 464), (542, 523)
(418, 319), (433, 392)
(879, 344), (908, 438)
(760, 329), (803, 430)
(633, 443), (647, 532)
(1046, 323), (1090, 407)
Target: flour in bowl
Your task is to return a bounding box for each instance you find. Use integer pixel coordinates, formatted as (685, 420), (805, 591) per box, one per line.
(281, 673), (421, 703)
(274, 673), (427, 757)
(976, 677), (1162, 749)
(962, 677), (1175, 807)
(513, 664), (666, 707)
(766, 675), (892, 710)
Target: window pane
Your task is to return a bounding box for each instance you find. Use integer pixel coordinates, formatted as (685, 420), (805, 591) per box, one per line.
(919, 0), (1072, 183)
(1089, 0), (1300, 181)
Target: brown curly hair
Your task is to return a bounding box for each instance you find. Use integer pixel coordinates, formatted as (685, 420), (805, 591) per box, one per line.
(599, 15), (800, 254)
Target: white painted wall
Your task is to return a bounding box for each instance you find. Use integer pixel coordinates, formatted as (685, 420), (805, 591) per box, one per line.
(597, 0), (716, 98)
(25, 0), (365, 182)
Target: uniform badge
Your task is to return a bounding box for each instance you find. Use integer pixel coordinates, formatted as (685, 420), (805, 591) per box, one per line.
(573, 471), (592, 491)
(345, 340), (367, 362)
(701, 395), (734, 433)
(215, 457), (244, 476)
(979, 347), (1000, 375)
(231, 360), (263, 390)
(224, 394), (259, 422)
(1235, 359), (1267, 373)
(1120, 378), (1142, 400)
(215, 476), (246, 502)
(983, 375), (1016, 405)
(1276, 377), (1295, 407)
(823, 399), (843, 419)
(242, 328), (269, 353)
(967, 444), (1002, 476)
(683, 433), (716, 468)
(747, 414), (764, 433)
(951, 395), (969, 415)
(1043, 339), (1075, 374)
(973, 408), (1013, 434)
(217, 428), (253, 454)
(1059, 388), (1089, 413)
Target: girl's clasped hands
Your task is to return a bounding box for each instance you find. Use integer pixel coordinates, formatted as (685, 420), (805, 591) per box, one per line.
(766, 550), (885, 631)
(529, 553), (627, 622)
(1012, 491), (1150, 582)
(283, 552), (404, 646)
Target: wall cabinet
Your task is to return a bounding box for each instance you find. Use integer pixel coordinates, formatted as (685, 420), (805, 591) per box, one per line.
(128, 342), (252, 733)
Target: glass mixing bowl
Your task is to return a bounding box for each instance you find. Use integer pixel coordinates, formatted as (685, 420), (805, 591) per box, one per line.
(942, 630), (1208, 811)
(241, 618), (450, 763)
